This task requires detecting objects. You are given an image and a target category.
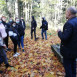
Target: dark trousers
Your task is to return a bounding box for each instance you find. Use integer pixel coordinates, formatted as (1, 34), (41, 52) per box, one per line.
(14, 42), (17, 54)
(63, 58), (76, 77)
(4, 35), (8, 48)
(11, 38), (18, 54)
(31, 29), (36, 40)
(0, 47), (8, 64)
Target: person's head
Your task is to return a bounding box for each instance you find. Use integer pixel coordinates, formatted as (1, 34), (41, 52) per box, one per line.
(9, 18), (13, 22)
(15, 18), (20, 24)
(32, 16), (34, 20)
(1, 16), (6, 22)
(66, 6), (77, 19)
(42, 17), (45, 21)
(12, 22), (16, 27)
(21, 17), (24, 20)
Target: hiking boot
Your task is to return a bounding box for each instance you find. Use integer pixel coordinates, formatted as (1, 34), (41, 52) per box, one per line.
(5, 64), (13, 68)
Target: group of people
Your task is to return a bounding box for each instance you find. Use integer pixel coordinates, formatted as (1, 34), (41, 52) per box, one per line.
(0, 16), (26, 73)
(0, 5), (77, 77)
(31, 16), (48, 41)
(0, 15), (48, 73)
(2, 17), (26, 55)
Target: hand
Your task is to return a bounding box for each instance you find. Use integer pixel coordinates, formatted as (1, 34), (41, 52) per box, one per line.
(57, 29), (61, 33)
(40, 26), (42, 29)
(3, 44), (6, 49)
(32, 28), (34, 30)
(24, 30), (25, 33)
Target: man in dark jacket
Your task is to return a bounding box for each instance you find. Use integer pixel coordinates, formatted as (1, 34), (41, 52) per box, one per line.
(31, 16), (37, 41)
(58, 6), (77, 77)
(40, 17), (48, 40)
(1, 16), (10, 51)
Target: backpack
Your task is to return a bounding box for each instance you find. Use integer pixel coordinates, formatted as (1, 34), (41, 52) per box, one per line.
(44, 21), (48, 30)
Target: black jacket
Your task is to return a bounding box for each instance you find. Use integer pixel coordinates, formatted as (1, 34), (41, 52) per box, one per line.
(7, 21), (14, 28)
(31, 20), (37, 30)
(40, 20), (48, 30)
(16, 24), (25, 36)
(58, 17), (77, 58)
(9, 26), (19, 41)
(20, 20), (26, 30)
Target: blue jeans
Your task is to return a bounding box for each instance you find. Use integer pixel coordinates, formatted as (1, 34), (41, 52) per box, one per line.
(41, 29), (47, 40)
(18, 36), (24, 49)
(63, 58), (76, 77)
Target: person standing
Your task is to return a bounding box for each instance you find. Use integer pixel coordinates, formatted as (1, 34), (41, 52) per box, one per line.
(57, 6), (77, 77)
(31, 16), (37, 41)
(0, 18), (13, 71)
(1, 16), (10, 51)
(40, 17), (48, 40)
(8, 22), (20, 57)
(16, 18), (25, 52)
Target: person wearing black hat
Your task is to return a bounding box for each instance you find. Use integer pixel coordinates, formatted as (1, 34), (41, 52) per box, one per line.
(31, 16), (37, 41)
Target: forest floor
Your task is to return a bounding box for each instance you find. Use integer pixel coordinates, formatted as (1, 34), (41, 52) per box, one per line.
(0, 28), (69, 77)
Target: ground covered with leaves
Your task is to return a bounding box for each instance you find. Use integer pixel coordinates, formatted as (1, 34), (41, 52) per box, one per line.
(0, 29), (65, 77)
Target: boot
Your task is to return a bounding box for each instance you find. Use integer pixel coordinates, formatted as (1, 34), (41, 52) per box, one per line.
(5, 64), (13, 68)
(0, 70), (3, 74)
(22, 49), (24, 52)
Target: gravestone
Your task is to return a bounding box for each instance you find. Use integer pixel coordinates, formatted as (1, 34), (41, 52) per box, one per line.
(51, 44), (63, 63)
(51, 44), (77, 63)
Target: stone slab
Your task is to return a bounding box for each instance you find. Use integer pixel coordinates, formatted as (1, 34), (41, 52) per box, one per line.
(51, 44), (77, 64)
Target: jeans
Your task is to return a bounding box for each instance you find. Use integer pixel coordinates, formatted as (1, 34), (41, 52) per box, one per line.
(18, 36), (24, 49)
(41, 29), (47, 40)
(0, 47), (8, 64)
(63, 58), (76, 77)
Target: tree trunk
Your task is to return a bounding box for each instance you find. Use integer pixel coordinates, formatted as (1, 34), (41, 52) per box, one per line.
(30, 3), (32, 21)
(28, 4), (29, 20)
(15, 0), (19, 18)
(25, 0), (26, 21)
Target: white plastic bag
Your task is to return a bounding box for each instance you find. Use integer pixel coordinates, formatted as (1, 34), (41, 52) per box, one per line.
(13, 33), (17, 37)
(9, 31), (14, 36)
